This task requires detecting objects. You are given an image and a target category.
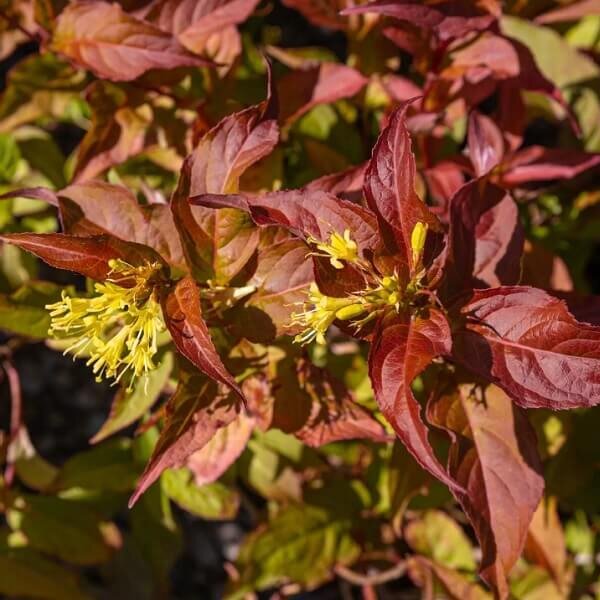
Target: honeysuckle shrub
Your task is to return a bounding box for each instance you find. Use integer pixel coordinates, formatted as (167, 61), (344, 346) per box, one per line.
(1, 1), (600, 598)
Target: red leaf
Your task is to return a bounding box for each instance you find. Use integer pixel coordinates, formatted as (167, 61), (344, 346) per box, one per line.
(443, 180), (523, 296)
(173, 79), (278, 281)
(342, 1), (496, 42)
(51, 1), (211, 82)
(191, 189), (380, 254)
(364, 106), (441, 274)
(160, 276), (244, 400)
(368, 309), (459, 492)
(467, 111), (505, 176)
(145, 0), (260, 56)
(428, 385), (544, 599)
(130, 373), (240, 506)
(59, 180), (185, 269)
(277, 63), (367, 125)
(501, 146), (600, 186)
(280, 0), (350, 30)
(454, 286), (600, 409)
(0, 187), (59, 207)
(304, 162), (367, 204)
(294, 359), (389, 447)
(189, 86), (278, 196)
(246, 231), (313, 337)
(0, 232), (165, 281)
(186, 410), (255, 486)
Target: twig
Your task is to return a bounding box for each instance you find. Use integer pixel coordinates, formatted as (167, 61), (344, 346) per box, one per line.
(1, 357), (23, 487)
(335, 561), (408, 587)
(0, 9), (39, 42)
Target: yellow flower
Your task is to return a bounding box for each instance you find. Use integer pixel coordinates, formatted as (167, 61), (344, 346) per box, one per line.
(410, 222), (428, 268)
(309, 229), (359, 270)
(46, 259), (165, 389)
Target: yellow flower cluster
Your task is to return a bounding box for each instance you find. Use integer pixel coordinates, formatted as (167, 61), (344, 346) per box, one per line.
(46, 259), (165, 389)
(308, 229), (359, 269)
(292, 223), (428, 345)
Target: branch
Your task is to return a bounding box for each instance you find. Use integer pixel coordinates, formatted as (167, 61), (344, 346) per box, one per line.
(1, 357), (23, 487)
(334, 561), (408, 587)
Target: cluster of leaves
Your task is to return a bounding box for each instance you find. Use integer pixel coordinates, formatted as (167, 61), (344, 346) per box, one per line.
(1, 0), (600, 598)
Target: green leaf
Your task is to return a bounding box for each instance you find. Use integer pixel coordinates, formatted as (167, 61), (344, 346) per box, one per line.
(131, 477), (182, 592)
(6, 495), (121, 565)
(0, 545), (89, 600)
(501, 16), (599, 88)
(0, 281), (65, 338)
(405, 510), (476, 572)
(161, 467), (239, 520)
(52, 438), (139, 492)
(0, 133), (21, 183)
(228, 504), (360, 598)
(91, 352), (174, 443)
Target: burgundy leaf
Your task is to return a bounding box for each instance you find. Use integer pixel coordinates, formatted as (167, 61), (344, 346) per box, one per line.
(177, 79), (278, 281)
(500, 147), (600, 186)
(364, 106), (441, 275)
(0, 233), (165, 281)
(342, 1), (496, 42)
(280, 0), (349, 30)
(443, 180), (523, 297)
(189, 88), (278, 196)
(130, 373), (240, 505)
(428, 384), (543, 598)
(191, 189), (380, 254)
(59, 180), (185, 269)
(0, 187), (58, 207)
(467, 111), (505, 176)
(246, 231), (313, 337)
(277, 63), (367, 125)
(368, 309), (459, 492)
(160, 276), (244, 400)
(51, 1), (211, 82)
(295, 359), (389, 447)
(144, 0), (260, 56)
(304, 162), (367, 204)
(454, 286), (600, 409)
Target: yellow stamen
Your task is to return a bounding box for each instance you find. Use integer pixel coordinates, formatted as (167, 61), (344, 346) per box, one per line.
(308, 229), (359, 270)
(45, 260), (165, 390)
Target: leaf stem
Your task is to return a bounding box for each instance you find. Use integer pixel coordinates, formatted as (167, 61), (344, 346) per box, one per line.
(334, 561), (408, 586)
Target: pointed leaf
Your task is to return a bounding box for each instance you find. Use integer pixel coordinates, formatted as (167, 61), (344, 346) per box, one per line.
(294, 359), (389, 447)
(161, 467), (239, 519)
(428, 384), (544, 598)
(130, 372), (240, 506)
(160, 276), (243, 399)
(59, 180), (185, 269)
(0, 232), (165, 280)
(364, 106), (441, 274)
(368, 309), (458, 492)
(187, 410), (255, 485)
(278, 63), (367, 125)
(524, 497), (567, 591)
(191, 188), (380, 254)
(501, 147), (600, 186)
(444, 180), (523, 296)
(51, 1), (210, 82)
(467, 111), (505, 176)
(245, 231), (313, 337)
(454, 286), (600, 409)
(91, 352), (174, 443)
